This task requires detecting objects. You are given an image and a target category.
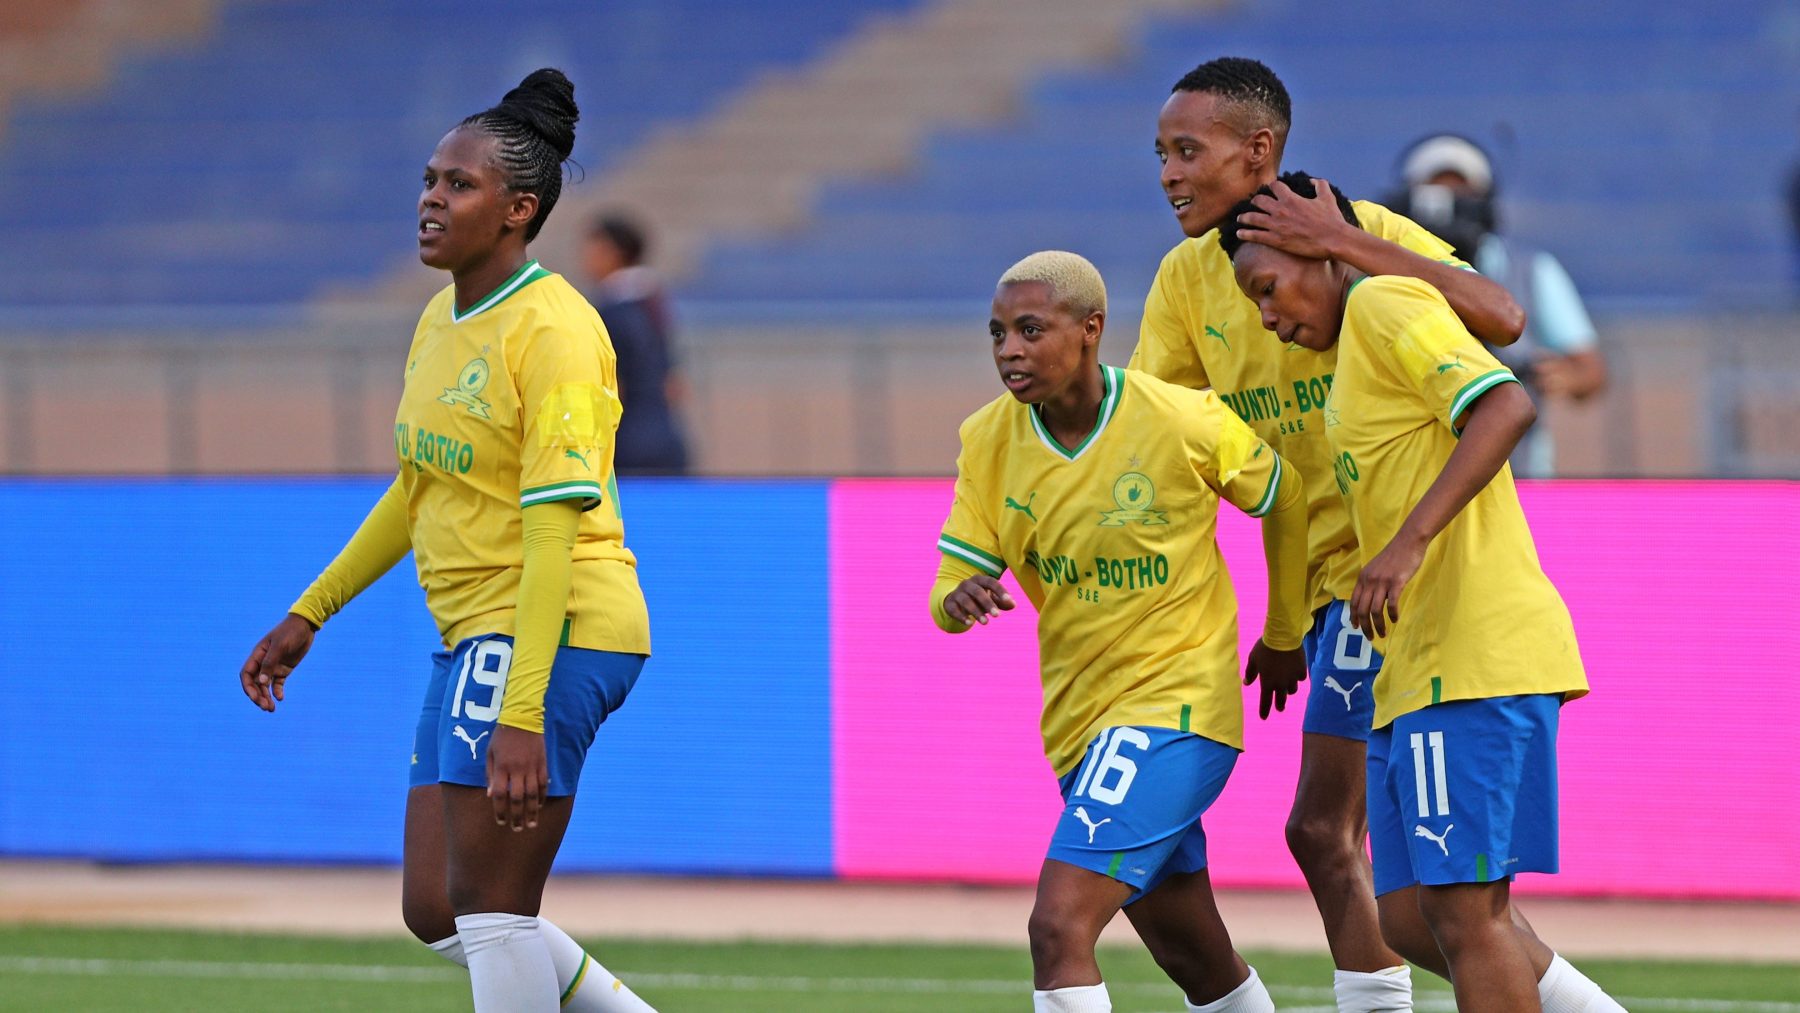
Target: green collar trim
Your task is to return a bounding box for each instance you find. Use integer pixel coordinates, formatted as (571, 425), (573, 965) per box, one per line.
(452, 260), (549, 322)
(1029, 364), (1124, 461)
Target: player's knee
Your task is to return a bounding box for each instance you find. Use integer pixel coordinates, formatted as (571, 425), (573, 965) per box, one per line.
(444, 872), (519, 918)
(1027, 907), (1096, 970)
(1284, 808), (1355, 869)
(1143, 941), (1214, 991)
(401, 894), (456, 945)
(1417, 892), (1508, 958)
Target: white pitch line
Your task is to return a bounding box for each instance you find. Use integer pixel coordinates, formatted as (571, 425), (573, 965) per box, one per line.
(0, 956), (1795, 1011)
(0, 955), (455, 984)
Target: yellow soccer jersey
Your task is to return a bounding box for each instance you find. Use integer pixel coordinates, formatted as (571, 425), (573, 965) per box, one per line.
(394, 260), (651, 656)
(1131, 200), (1465, 609)
(932, 365), (1306, 775)
(1327, 275), (1587, 728)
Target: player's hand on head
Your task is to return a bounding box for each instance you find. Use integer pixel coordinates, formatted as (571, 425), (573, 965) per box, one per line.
(237, 613), (316, 712)
(1236, 178), (1347, 260)
(1244, 638), (1307, 720)
(486, 724), (548, 832)
(943, 574), (1016, 627)
(1350, 536), (1424, 640)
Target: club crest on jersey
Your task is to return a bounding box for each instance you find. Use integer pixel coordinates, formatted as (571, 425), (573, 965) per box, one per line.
(1099, 472), (1167, 526)
(439, 357), (493, 418)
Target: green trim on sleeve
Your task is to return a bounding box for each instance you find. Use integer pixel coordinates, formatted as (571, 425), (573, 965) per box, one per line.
(520, 480), (604, 508)
(1448, 369), (1520, 432)
(937, 534), (1004, 577)
(1245, 454), (1284, 518)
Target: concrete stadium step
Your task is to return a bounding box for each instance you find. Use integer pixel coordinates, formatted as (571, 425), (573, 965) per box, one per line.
(328, 0), (1208, 308)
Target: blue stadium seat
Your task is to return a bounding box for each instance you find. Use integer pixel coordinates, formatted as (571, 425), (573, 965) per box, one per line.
(0, 0), (918, 306)
(687, 0), (1800, 311)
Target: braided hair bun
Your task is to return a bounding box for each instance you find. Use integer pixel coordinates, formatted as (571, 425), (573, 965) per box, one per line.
(497, 68), (578, 162)
(461, 68), (580, 240)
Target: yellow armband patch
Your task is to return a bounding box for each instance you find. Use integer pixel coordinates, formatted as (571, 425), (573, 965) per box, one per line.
(1214, 421), (1258, 486)
(536, 382), (622, 448)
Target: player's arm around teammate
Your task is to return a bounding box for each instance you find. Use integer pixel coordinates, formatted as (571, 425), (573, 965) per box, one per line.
(933, 251), (1308, 1013)
(1138, 58), (1476, 1010)
(1221, 194), (1625, 1013)
(239, 69), (656, 1013)
(1233, 175), (1524, 345)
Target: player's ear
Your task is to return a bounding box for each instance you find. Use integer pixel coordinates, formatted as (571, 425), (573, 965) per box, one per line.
(505, 192), (539, 233)
(1083, 310), (1105, 347)
(1245, 127), (1276, 172)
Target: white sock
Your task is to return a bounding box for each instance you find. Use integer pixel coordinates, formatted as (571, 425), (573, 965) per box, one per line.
(537, 918), (657, 1012)
(1187, 965), (1275, 1013)
(1334, 965), (1413, 1012)
(454, 912), (559, 1012)
(427, 934), (467, 967)
(1538, 953), (1628, 1012)
(1032, 982), (1111, 1012)
(429, 923), (653, 1011)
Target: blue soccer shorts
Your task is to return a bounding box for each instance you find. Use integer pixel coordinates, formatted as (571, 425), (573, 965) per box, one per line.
(1048, 726), (1239, 905)
(410, 633), (644, 796)
(1367, 693), (1562, 896)
(1301, 600), (1382, 742)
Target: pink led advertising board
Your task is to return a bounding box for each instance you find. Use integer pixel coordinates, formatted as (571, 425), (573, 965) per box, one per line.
(830, 480), (1800, 900)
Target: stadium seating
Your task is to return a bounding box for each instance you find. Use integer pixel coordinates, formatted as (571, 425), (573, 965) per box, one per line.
(0, 0), (917, 306)
(687, 0), (1800, 310)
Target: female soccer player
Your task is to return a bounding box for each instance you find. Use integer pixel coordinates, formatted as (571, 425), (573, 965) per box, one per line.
(1219, 181), (1625, 1013)
(1132, 59), (1525, 1013)
(932, 251), (1311, 1013)
(237, 69), (656, 1013)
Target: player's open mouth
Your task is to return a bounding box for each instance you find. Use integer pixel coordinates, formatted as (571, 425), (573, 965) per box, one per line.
(1170, 196), (1193, 213)
(419, 220), (446, 240)
(1002, 371), (1032, 391)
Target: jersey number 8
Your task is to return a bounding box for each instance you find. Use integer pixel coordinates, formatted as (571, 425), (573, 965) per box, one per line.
(1333, 607), (1374, 670)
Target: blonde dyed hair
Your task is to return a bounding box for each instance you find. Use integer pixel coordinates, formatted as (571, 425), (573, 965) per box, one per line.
(997, 250), (1107, 319)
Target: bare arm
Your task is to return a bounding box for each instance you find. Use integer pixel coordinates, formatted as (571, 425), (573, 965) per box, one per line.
(1534, 349), (1606, 400)
(1236, 179), (1527, 346)
(1350, 382), (1535, 637)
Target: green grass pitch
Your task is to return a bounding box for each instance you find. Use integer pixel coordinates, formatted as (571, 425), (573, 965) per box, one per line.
(0, 925), (1795, 1011)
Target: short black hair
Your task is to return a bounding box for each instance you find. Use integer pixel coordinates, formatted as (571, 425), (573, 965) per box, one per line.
(589, 212), (648, 266)
(1172, 57), (1291, 151)
(459, 68), (579, 242)
(1216, 171), (1360, 259)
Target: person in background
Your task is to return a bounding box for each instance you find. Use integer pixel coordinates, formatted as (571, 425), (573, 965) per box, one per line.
(1388, 134), (1605, 478)
(1787, 118), (1800, 291)
(583, 213), (691, 475)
